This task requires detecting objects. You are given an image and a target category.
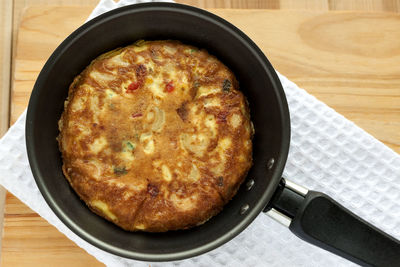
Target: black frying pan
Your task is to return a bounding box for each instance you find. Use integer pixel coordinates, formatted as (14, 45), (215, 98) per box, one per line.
(25, 3), (400, 265)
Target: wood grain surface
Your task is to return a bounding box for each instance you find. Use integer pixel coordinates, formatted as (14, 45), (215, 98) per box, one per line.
(2, 5), (400, 266)
(0, 1), (12, 137)
(0, 0), (14, 259)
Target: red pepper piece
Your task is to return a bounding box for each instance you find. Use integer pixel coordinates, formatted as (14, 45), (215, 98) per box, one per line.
(126, 64), (147, 93)
(131, 112), (143, 118)
(165, 81), (174, 93)
(127, 81), (140, 92)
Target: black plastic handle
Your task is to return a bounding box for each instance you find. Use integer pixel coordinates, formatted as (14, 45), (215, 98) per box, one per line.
(266, 181), (400, 267)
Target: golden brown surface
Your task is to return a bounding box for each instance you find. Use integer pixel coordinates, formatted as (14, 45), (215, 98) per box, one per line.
(58, 40), (253, 232)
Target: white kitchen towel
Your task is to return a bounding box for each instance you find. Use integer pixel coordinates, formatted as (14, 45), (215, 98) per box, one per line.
(0, 0), (399, 266)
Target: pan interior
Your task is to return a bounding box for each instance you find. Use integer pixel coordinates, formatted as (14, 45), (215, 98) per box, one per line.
(26, 3), (290, 261)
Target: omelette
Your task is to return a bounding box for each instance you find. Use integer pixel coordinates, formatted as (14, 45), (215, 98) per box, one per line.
(58, 40), (253, 232)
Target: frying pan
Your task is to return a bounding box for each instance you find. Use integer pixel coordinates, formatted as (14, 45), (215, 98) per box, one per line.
(25, 3), (400, 265)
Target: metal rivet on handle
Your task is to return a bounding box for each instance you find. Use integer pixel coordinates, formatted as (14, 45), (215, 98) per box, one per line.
(240, 204), (249, 215)
(267, 158), (275, 170)
(245, 179), (254, 190)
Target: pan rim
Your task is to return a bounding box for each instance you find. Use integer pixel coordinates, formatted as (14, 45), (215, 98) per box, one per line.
(25, 2), (290, 261)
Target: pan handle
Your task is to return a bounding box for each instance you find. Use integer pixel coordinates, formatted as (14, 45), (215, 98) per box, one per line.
(264, 178), (400, 266)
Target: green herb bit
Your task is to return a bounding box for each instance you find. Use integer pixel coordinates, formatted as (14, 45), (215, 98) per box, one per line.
(222, 79), (231, 92)
(134, 40), (146, 46)
(122, 141), (136, 152)
(126, 141), (135, 151)
(190, 49), (197, 53)
(114, 166), (127, 176)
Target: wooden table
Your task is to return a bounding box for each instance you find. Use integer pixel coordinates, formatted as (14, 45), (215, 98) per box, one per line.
(1, 4), (400, 266)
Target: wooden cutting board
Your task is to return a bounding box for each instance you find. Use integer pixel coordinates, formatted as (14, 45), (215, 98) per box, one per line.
(3, 6), (400, 266)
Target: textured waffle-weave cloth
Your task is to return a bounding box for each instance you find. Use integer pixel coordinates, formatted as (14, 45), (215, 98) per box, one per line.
(0, 0), (399, 266)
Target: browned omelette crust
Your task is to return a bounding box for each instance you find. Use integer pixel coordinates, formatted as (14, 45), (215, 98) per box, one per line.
(58, 40), (253, 232)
